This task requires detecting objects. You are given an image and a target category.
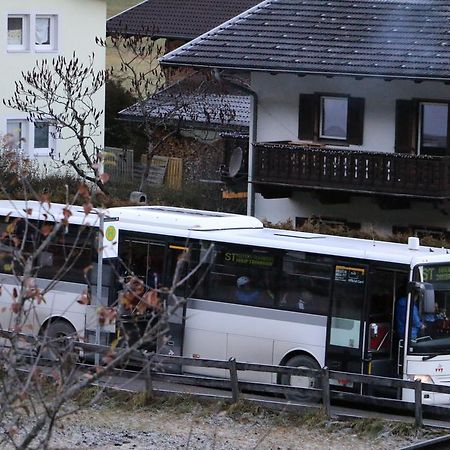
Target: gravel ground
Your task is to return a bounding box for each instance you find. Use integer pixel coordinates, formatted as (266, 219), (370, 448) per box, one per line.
(45, 394), (437, 450)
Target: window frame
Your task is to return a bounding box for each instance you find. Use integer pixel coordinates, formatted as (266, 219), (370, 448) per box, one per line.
(298, 92), (365, 146)
(417, 100), (449, 156)
(7, 14), (30, 52)
(34, 14), (58, 52)
(319, 95), (349, 141)
(5, 118), (29, 153)
(31, 121), (56, 157)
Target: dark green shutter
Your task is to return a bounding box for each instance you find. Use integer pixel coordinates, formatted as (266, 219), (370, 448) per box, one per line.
(395, 99), (417, 154)
(299, 94), (318, 141)
(347, 97), (365, 145)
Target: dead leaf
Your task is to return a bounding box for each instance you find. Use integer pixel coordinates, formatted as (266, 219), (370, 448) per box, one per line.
(77, 183), (90, 198)
(41, 224), (53, 236)
(83, 203), (93, 215)
(99, 172), (110, 184)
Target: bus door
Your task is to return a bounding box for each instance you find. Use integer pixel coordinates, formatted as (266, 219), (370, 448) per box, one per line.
(158, 241), (190, 365)
(364, 269), (408, 397)
(326, 264), (367, 391)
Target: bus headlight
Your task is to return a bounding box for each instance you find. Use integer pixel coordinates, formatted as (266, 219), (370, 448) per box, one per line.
(407, 375), (434, 384)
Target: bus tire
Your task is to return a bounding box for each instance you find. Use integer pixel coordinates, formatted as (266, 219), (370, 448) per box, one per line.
(280, 354), (320, 403)
(40, 320), (76, 361)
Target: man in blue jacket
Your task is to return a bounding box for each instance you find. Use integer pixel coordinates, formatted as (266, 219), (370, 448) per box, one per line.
(395, 295), (424, 340)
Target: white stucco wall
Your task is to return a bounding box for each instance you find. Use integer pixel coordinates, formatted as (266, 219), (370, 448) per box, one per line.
(0, 0), (106, 174)
(252, 72), (450, 152)
(251, 72), (450, 232)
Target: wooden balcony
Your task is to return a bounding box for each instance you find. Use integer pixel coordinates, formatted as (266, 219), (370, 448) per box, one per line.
(254, 143), (450, 200)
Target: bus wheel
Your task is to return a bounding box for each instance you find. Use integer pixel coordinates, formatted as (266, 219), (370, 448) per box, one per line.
(39, 320), (76, 361)
(280, 355), (320, 403)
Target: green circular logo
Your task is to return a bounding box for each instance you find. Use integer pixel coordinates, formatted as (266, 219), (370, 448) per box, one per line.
(105, 225), (116, 242)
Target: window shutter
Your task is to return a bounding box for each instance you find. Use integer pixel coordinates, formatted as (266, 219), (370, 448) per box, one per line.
(395, 100), (417, 154)
(446, 102), (450, 156)
(298, 94), (317, 141)
(347, 97), (365, 145)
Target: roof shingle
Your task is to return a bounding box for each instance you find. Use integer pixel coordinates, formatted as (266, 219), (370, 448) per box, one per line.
(161, 0), (450, 81)
(107, 0), (259, 40)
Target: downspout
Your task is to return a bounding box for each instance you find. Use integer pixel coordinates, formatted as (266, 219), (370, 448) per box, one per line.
(214, 69), (257, 216)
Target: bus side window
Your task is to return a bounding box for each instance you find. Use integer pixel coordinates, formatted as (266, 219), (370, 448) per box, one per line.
(279, 252), (332, 315)
(206, 244), (277, 307)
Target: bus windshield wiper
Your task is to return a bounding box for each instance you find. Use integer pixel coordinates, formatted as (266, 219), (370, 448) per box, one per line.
(422, 354), (440, 361)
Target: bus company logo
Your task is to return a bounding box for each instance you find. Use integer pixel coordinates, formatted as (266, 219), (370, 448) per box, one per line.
(105, 225), (116, 242)
(435, 365), (444, 373)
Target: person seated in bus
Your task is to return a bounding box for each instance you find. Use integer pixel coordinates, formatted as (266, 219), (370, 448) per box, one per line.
(395, 294), (424, 340)
(235, 276), (261, 305)
(422, 302), (447, 336)
(145, 255), (162, 290)
(424, 302), (446, 323)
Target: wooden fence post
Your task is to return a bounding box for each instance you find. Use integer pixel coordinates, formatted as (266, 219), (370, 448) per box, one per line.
(144, 358), (153, 405)
(321, 367), (331, 418)
(414, 379), (423, 428)
(229, 358), (240, 403)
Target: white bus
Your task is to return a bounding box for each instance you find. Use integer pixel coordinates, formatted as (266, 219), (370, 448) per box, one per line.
(109, 205), (450, 405)
(1, 201), (450, 404)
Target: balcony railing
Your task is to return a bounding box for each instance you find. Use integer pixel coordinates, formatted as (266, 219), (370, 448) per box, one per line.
(254, 143), (450, 199)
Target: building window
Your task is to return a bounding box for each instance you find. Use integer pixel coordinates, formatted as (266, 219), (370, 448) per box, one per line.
(419, 102), (448, 155)
(35, 15), (57, 51)
(299, 93), (364, 145)
(6, 14), (57, 52)
(320, 96), (348, 140)
(6, 120), (27, 152)
(395, 99), (450, 156)
(32, 121), (54, 156)
(7, 15), (29, 51)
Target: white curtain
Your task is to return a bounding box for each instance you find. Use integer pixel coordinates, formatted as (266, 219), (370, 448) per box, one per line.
(36, 18), (50, 45)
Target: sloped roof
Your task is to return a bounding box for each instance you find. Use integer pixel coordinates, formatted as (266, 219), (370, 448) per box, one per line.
(107, 0), (259, 40)
(119, 73), (250, 131)
(161, 0), (450, 81)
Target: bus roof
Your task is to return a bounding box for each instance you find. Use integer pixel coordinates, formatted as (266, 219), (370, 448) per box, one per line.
(0, 201), (447, 267)
(0, 200), (100, 225)
(109, 205), (264, 231)
(110, 205), (450, 267)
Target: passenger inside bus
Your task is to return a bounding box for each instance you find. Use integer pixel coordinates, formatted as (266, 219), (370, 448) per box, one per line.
(235, 276), (261, 305)
(145, 255), (163, 289)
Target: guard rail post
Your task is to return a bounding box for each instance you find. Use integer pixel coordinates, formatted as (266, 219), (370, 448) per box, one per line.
(229, 358), (240, 403)
(414, 379), (423, 428)
(321, 367), (331, 418)
(144, 355), (154, 404)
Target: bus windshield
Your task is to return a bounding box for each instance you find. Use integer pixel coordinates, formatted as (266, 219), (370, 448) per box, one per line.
(409, 264), (450, 355)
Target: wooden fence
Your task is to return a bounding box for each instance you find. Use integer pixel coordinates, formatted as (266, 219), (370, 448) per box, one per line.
(104, 147), (134, 183)
(4, 329), (449, 428)
(74, 341), (450, 428)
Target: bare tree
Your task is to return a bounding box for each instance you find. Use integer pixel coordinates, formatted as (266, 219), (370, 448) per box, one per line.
(3, 54), (109, 194)
(104, 33), (237, 192)
(0, 143), (212, 449)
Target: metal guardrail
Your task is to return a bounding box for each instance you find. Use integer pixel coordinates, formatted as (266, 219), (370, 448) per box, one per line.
(74, 341), (450, 428)
(4, 331), (450, 428)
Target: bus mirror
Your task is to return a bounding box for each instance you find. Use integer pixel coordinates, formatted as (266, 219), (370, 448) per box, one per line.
(410, 281), (435, 313)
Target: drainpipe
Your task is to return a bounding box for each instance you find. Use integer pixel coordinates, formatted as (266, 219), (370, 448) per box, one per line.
(214, 69), (258, 216)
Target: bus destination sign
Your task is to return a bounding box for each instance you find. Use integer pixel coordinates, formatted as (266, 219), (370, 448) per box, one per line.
(423, 265), (450, 283)
(224, 251), (274, 268)
(335, 265), (365, 284)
